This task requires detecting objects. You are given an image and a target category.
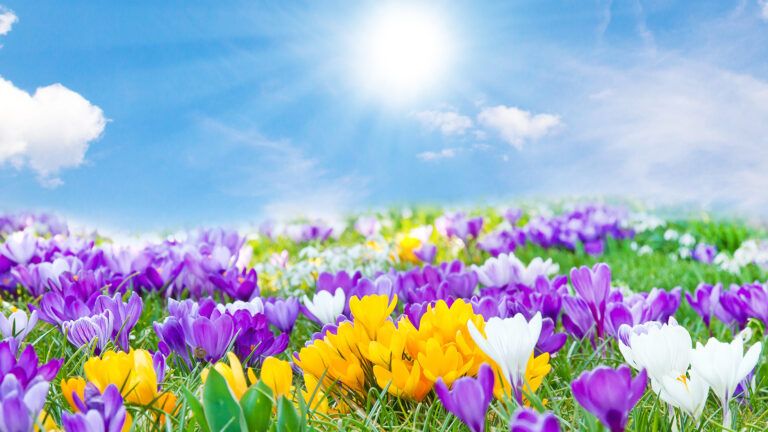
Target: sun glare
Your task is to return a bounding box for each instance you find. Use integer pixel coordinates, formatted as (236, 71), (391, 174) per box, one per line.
(352, 4), (452, 103)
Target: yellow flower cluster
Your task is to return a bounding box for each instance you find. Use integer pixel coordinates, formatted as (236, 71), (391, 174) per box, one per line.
(295, 294), (551, 408)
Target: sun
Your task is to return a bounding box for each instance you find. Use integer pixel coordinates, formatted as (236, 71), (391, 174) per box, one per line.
(352, 4), (452, 103)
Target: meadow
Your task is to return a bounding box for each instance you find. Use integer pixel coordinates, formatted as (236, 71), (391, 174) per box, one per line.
(1, 203), (767, 431)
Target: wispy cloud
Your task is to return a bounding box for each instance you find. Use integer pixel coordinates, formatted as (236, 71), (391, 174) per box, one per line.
(0, 7), (17, 36)
(198, 119), (368, 220)
(417, 148), (458, 161)
(477, 105), (561, 149)
(568, 59), (768, 213)
(412, 110), (473, 135)
(759, 0), (768, 20)
(0, 77), (107, 187)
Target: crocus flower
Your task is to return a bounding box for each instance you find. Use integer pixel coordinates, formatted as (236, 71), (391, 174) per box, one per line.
(61, 383), (128, 432)
(62, 311), (114, 354)
(571, 365), (647, 432)
(434, 363), (494, 432)
(658, 370), (709, 422)
(414, 243), (437, 264)
(690, 335), (762, 428)
(692, 243), (717, 264)
(302, 288), (346, 325)
(0, 309), (38, 342)
(617, 318), (692, 391)
(720, 283), (768, 328)
(0, 229), (38, 265)
(0, 374), (50, 432)
(0, 341), (62, 389)
(509, 408), (561, 432)
(467, 312), (542, 397)
(92, 292), (143, 352)
(567, 264), (610, 339)
(264, 297), (300, 332)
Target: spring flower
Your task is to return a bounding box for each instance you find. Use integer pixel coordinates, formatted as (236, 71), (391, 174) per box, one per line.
(434, 363), (494, 432)
(571, 365), (647, 432)
(62, 310), (115, 354)
(201, 352), (256, 400)
(0, 229), (38, 265)
(264, 297), (300, 332)
(68, 349), (176, 414)
(690, 335), (762, 427)
(473, 253), (519, 288)
(348, 294), (397, 339)
(260, 356), (293, 398)
(509, 408), (561, 432)
(0, 374), (50, 432)
(61, 383), (128, 432)
(685, 283), (730, 328)
(0, 309), (38, 342)
(467, 312), (542, 394)
(302, 288), (346, 325)
(658, 370), (709, 422)
(0, 342), (62, 389)
(565, 264), (610, 339)
(617, 318), (692, 391)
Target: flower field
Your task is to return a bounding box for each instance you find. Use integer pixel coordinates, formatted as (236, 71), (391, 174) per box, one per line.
(1, 204), (767, 432)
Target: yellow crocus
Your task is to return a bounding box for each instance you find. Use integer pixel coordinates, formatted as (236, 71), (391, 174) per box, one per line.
(78, 349), (177, 414)
(260, 356), (293, 398)
(201, 352), (257, 400)
(395, 235), (422, 264)
(348, 294), (398, 339)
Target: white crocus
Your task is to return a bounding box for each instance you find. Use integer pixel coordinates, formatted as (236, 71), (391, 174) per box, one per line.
(659, 370), (709, 421)
(473, 253), (520, 287)
(690, 335), (762, 428)
(216, 298), (264, 316)
(0, 229), (38, 265)
(302, 288), (346, 325)
(467, 312), (542, 390)
(518, 257), (559, 286)
(618, 318), (692, 392)
(0, 309), (38, 341)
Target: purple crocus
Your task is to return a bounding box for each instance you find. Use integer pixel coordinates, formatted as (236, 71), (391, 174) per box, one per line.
(562, 264), (611, 340)
(692, 243), (717, 264)
(61, 383), (127, 432)
(62, 311), (114, 354)
(414, 243), (437, 264)
(720, 283), (768, 328)
(571, 365), (647, 432)
(685, 283), (734, 328)
(92, 292), (143, 351)
(0, 341), (62, 389)
(435, 363), (494, 432)
(509, 408), (561, 432)
(264, 297), (300, 333)
(0, 229), (38, 265)
(0, 374), (50, 432)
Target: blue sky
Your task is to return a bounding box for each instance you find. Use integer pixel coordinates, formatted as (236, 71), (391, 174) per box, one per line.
(1, 1), (767, 230)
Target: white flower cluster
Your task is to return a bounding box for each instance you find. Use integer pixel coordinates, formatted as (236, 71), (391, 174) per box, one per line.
(254, 241), (394, 295)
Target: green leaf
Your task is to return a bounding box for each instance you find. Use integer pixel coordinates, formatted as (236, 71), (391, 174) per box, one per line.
(182, 387), (211, 432)
(203, 368), (248, 432)
(276, 395), (301, 432)
(240, 381), (274, 432)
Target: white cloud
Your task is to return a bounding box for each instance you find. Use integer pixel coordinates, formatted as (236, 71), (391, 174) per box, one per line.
(417, 148), (458, 161)
(0, 77), (107, 186)
(477, 105), (561, 149)
(760, 0), (768, 20)
(0, 8), (16, 36)
(413, 110), (473, 135)
(570, 59), (768, 213)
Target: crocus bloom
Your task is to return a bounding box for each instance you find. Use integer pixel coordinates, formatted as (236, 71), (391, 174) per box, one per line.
(0, 309), (38, 342)
(467, 312), (542, 396)
(0, 342), (62, 389)
(260, 356), (293, 398)
(62, 311), (114, 354)
(617, 318), (692, 391)
(61, 383), (128, 432)
(0, 229), (38, 265)
(658, 370), (709, 422)
(567, 264), (611, 339)
(685, 283), (730, 328)
(571, 365), (647, 432)
(509, 408), (561, 432)
(264, 297), (300, 332)
(201, 352), (256, 400)
(690, 335), (762, 427)
(0, 374), (50, 432)
(434, 363), (494, 432)
(302, 288), (346, 325)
